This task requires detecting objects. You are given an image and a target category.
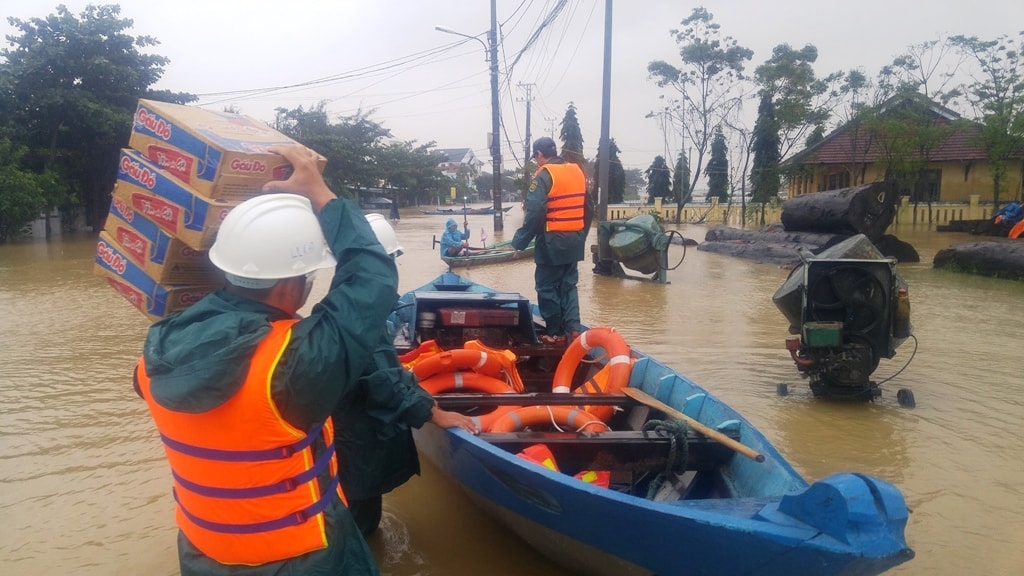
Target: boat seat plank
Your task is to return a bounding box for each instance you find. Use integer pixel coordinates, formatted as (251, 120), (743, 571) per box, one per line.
(434, 393), (633, 408)
(480, 430), (737, 472)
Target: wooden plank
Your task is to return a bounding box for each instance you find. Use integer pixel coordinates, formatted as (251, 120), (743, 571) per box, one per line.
(434, 392), (632, 408)
(481, 430), (736, 473)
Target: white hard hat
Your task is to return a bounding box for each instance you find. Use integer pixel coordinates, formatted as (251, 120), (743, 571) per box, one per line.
(366, 213), (403, 257)
(210, 194), (337, 288)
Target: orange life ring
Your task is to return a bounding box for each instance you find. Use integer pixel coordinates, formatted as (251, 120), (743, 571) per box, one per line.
(551, 327), (632, 421)
(572, 358), (637, 422)
(418, 371), (513, 395)
(412, 349), (505, 380)
(418, 371), (519, 431)
(487, 405), (608, 433)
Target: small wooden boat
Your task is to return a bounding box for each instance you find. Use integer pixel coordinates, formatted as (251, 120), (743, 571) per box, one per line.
(420, 206), (514, 216)
(393, 273), (914, 576)
(441, 239), (534, 269)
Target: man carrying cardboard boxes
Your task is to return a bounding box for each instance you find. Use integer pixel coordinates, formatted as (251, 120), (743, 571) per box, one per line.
(133, 145), (392, 575)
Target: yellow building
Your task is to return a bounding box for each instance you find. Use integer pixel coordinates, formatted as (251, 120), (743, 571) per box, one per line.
(781, 96), (1023, 205)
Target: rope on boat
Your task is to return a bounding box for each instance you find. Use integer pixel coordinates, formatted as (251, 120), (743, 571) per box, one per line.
(642, 419), (690, 499)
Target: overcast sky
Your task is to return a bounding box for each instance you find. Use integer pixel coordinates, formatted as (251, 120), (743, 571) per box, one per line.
(4, 0), (1022, 173)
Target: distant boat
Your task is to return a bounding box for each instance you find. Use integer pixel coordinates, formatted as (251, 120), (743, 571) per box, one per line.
(420, 206), (514, 216)
(441, 239), (534, 269)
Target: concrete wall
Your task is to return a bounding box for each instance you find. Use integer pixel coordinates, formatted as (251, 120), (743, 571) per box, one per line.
(603, 194), (997, 230)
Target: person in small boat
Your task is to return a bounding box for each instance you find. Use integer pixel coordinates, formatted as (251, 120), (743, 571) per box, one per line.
(133, 145), (394, 576)
(511, 136), (588, 345)
(439, 217), (471, 257)
(333, 214), (478, 536)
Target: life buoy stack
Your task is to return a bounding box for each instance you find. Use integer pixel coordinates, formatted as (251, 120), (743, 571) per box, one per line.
(551, 327), (633, 421)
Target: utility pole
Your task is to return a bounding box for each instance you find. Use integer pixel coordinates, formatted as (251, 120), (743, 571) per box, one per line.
(596, 0), (612, 222)
(488, 0), (503, 231)
(518, 82), (535, 166)
(544, 116), (556, 138)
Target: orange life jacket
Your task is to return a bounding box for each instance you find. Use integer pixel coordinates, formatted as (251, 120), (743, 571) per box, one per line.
(516, 443), (610, 488)
(135, 319), (345, 565)
(540, 162), (586, 232)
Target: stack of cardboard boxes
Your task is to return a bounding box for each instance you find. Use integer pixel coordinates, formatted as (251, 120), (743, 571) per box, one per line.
(94, 99), (325, 322)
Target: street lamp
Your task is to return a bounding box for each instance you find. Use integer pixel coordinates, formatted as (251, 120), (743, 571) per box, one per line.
(434, 2), (503, 231)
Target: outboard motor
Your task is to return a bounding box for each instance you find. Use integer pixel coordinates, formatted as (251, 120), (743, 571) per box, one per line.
(772, 235), (914, 404)
(592, 214), (682, 283)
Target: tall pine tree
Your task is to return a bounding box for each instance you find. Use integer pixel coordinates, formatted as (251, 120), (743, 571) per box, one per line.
(704, 128), (730, 203)
(750, 92), (781, 223)
(671, 151), (691, 205)
(559, 102), (585, 165)
(645, 155), (671, 205)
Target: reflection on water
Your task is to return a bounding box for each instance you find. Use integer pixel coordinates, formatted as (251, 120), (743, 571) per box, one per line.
(1, 211), (1021, 575)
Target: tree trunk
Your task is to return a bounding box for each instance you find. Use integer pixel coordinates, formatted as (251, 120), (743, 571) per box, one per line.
(934, 239), (1024, 280)
(780, 182), (896, 241)
(704, 225), (840, 248)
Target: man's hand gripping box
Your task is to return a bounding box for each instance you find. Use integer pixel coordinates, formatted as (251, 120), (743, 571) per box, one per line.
(129, 98), (325, 202)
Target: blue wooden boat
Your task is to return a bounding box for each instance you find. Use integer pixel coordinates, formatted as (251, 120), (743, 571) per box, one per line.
(394, 273), (914, 576)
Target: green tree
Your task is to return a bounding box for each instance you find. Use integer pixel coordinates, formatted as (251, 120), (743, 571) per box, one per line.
(273, 104), (391, 195)
(559, 102), (585, 165)
(647, 7), (752, 221)
(952, 32), (1024, 207)
(644, 155), (671, 205)
(750, 93), (781, 219)
(0, 140), (67, 242)
(754, 43), (838, 160)
(863, 93), (957, 222)
(705, 128), (729, 203)
(671, 150), (691, 205)
(594, 139), (625, 203)
(377, 141), (448, 207)
(623, 168), (644, 201)
(0, 4), (194, 235)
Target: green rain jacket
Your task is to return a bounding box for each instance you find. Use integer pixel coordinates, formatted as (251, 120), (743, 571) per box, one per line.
(332, 318), (434, 501)
(510, 157), (589, 265)
(140, 197), (396, 576)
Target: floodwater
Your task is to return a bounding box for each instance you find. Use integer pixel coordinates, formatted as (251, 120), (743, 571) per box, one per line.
(1, 205), (1021, 576)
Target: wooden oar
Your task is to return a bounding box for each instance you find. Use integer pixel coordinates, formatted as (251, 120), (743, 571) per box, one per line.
(621, 387), (765, 463)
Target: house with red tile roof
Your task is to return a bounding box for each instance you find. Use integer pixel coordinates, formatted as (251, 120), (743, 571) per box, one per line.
(781, 95), (1023, 204)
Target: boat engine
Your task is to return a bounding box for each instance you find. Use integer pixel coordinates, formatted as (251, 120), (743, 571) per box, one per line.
(772, 235), (914, 403)
(592, 214), (684, 283)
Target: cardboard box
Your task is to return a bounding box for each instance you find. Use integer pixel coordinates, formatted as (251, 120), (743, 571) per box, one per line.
(129, 98), (325, 201)
(94, 231), (219, 322)
(104, 186), (223, 285)
(116, 148), (237, 250)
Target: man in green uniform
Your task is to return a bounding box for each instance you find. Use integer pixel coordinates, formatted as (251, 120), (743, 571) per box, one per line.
(137, 145), (395, 576)
(511, 137), (589, 344)
(335, 214), (478, 536)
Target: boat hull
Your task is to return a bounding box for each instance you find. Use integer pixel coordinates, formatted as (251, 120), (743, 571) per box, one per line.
(402, 274), (913, 575)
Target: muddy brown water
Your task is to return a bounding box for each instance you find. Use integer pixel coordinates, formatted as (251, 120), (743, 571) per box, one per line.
(1, 206), (1021, 575)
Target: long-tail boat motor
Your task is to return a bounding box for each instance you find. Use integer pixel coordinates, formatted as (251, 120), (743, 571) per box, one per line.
(772, 234), (915, 405)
